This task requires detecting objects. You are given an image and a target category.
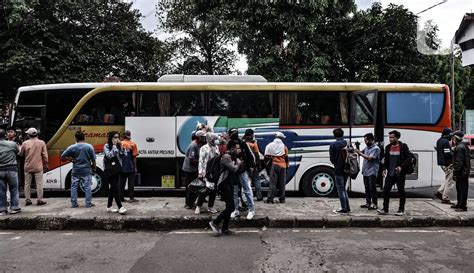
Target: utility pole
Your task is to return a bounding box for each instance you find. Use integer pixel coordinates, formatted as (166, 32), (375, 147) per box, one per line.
(451, 40), (456, 129)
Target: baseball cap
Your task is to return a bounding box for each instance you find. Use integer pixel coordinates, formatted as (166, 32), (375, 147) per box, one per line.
(26, 127), (38, 136)
(275, 132), (286, 139)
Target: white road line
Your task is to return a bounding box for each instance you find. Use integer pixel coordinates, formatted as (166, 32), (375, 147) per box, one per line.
(61, 233), (74, 236)
(11, 236), (21, 240)
(389, 230), (451, 233)
(170, 230), (260, 234)
(0, 232), (14, 235)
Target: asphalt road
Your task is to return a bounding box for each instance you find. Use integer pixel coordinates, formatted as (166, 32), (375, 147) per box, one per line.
(1, 228), (474, 272)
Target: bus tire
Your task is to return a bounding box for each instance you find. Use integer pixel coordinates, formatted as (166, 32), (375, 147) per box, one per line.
(301, 166), (337, 197)
(66, 169), (107, 197)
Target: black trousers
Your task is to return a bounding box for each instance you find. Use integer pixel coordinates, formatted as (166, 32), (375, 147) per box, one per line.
(383, 175), (406, 212)
(119, 172), (135, 201)
(455, 176), (469, 209)
(213, 184), (235, 232)
(184, 171), (198, 207)
(268, 165), (286, 201)
(363, 175), (378, 206)
(107, 174), (122, 208)
(197, 190), (216, 207)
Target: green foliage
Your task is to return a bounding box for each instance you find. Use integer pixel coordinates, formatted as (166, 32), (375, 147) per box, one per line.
(0, 0), (172, 99)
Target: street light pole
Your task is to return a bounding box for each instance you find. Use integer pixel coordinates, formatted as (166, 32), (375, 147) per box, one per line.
(451, 39), (456, 129)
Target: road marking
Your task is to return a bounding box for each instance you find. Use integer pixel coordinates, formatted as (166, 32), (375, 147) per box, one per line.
(170, 230), (260, 235)
(62, 233), (74, 236)
(0, 232), (14, 235)
(389, 230), (451, 233)
(11, 237), (21, 240)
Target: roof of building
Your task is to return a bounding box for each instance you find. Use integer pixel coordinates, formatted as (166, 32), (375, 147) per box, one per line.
(455, 13), (474, 44)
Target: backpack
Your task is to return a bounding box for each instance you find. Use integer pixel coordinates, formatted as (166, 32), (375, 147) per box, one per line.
(344, 146), (360, 179)
(405, 151), (417, 175)
(205, 154), (223, 183)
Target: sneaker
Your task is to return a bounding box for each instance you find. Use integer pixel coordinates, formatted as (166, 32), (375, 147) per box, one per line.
(377, 209), (387, 215)
(86, 203), (95, 208)
(394, 210), (405, 216)
(207, 207), (218, 214)
(279, 198), (286, 204)
(106, 207), (118, 213)
(128, 198), (138, 203)
(71, 204), (79, 208)
(0, 211), (7, 216)
(25, 200), (32, 206)
(230, 210), (240, 219)
(118, 207), (127, 215)
(455, 208), (467, 212)
(451, 204), (460, 209)
(441, 199), (452, 204)
(222, 229), (234, 235)
(9, 208), (21, 214)
(195, 206), (201, 215)
(247, 211), (255, 220)
(368, 205), (378, 210)
(360, 204), (369, 208)
(209, 221), (220, 235)
(333, 209), (348, 214)
(435, 192), (443, 200)
(264, 199), (274, 204)
(36, 200), (47, 206)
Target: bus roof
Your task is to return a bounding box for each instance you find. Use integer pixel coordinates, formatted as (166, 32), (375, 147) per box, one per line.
(17, 82), (447, 93)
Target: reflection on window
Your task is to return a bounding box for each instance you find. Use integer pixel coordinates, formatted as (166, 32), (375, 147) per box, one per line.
(73, 91), (135, 125)
(209, 91), (276, 118)
(353, 93), (375, 125)
(386, 92), (444, 124)
(282, 92), (348, 125)
(139, 92), (170, 116)
(171, 92), (205, 116)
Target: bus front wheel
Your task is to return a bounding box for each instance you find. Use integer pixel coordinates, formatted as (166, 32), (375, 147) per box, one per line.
(301, 167), (336, 197)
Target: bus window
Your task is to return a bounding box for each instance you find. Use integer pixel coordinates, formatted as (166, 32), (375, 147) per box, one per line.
(171, 92), (205, 116)
(386, 92), (444, 124)
(209, 91), (276, 118)
(283, 92), (349, 125)
(353, 92), (376, 125)
(73, 91), (135, 125)
(18, 91), (45, 105)
(139, 92), (170, 116)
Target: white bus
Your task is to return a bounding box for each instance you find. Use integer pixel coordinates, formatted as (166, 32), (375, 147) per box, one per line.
(10, 75), (451, 196)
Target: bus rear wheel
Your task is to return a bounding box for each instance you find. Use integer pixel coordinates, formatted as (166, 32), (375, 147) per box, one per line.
(66, 169), (107, 197)
(302, 167), (336, 197)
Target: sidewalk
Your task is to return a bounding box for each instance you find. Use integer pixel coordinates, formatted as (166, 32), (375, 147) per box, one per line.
(1, 198), (473, 230)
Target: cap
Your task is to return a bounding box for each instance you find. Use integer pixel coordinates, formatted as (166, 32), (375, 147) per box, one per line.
(442, 128), (452, 136)
(275, 132), (286, 139)
(452, 130), (464, 140)
(26, 127), (38, 136)
(244, 129), (254, 137)
(228, 128), (238, 137)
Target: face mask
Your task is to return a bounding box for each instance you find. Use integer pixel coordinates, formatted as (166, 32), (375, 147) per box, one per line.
(214, 140), (220, 145)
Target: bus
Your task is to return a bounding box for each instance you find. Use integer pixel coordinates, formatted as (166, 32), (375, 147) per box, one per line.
(10, 75), (451, 197)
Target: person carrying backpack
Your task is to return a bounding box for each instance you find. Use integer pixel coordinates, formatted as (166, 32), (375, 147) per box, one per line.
(434, 128), (454, 204)
(195, 132), (219, 214)
(244, 129), (263, 201)
(355, 133), (380, 210)
(377, 130), (412, 216)
(329, 128), (350, 214)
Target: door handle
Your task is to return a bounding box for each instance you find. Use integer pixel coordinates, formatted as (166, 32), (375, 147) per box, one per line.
(146, 137), (155, 143)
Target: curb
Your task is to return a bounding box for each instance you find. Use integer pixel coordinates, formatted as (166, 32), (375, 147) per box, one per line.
(1, 215), (474, 231)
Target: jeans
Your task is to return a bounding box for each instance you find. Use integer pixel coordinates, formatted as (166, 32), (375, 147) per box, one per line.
(363, 175), (378, 206)
(0, 171), (20, 212)
(107, 174), (122, 208)
(455, 176), (469, 209)
(383, 175), (406, 212)
(213, 183), (235, 232)
(268, 165), (286, 201)
(234, 171), (255, 212)
(438, 165), (455, 200)
(335, 174), (350, 211)
(250, 169), (262, 200)
(71, 174), (93, 207)
(119, 172), (135, 201)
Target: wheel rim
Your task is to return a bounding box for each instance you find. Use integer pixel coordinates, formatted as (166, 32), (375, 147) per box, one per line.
(79, 173), (103, 195)
(311, 172), (334, 196)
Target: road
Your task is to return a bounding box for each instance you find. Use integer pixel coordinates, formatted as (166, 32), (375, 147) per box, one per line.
(1, 228), (474, 272)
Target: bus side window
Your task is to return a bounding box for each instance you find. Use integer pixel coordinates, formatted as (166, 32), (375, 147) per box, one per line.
(74, 91), (134, 125)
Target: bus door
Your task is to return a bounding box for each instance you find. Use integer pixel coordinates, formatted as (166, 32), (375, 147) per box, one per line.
(14, 105), (46, 139)
(349, 91), (380, 192)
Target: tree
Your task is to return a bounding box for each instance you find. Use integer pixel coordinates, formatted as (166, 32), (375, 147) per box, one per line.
(157, 1), (237, 75)
(0, 0), (172, 99)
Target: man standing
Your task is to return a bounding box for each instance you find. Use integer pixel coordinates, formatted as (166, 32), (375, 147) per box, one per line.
(61, 130), (96, 208)
(20, 128), (48, 206)
(182, 130), (206, 208)
(435, 128), (454, 204)
(120, 130), (139, 203)
(264, 132), (289, 204)
(356, 133), (380, 210)
(378, 130), (412, 216)
(0, 129), (21, 215)
(329, 128), (350, 214)
(244, 129), (263, 201)
(451, 131), (471, 212)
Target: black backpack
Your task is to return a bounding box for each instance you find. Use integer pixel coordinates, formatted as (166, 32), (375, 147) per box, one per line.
(205, 154), (223, 183)
(405, 151), (417, 175)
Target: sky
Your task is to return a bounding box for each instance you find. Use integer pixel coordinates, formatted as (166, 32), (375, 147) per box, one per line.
(131, 0), (474, 73)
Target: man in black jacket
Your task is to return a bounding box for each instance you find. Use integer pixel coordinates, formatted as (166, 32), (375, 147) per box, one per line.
(451, 131), (471, 212)
(329, 128), (350, 214)
(435, 128), (454, 203)
(377, 130), (412, 216)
